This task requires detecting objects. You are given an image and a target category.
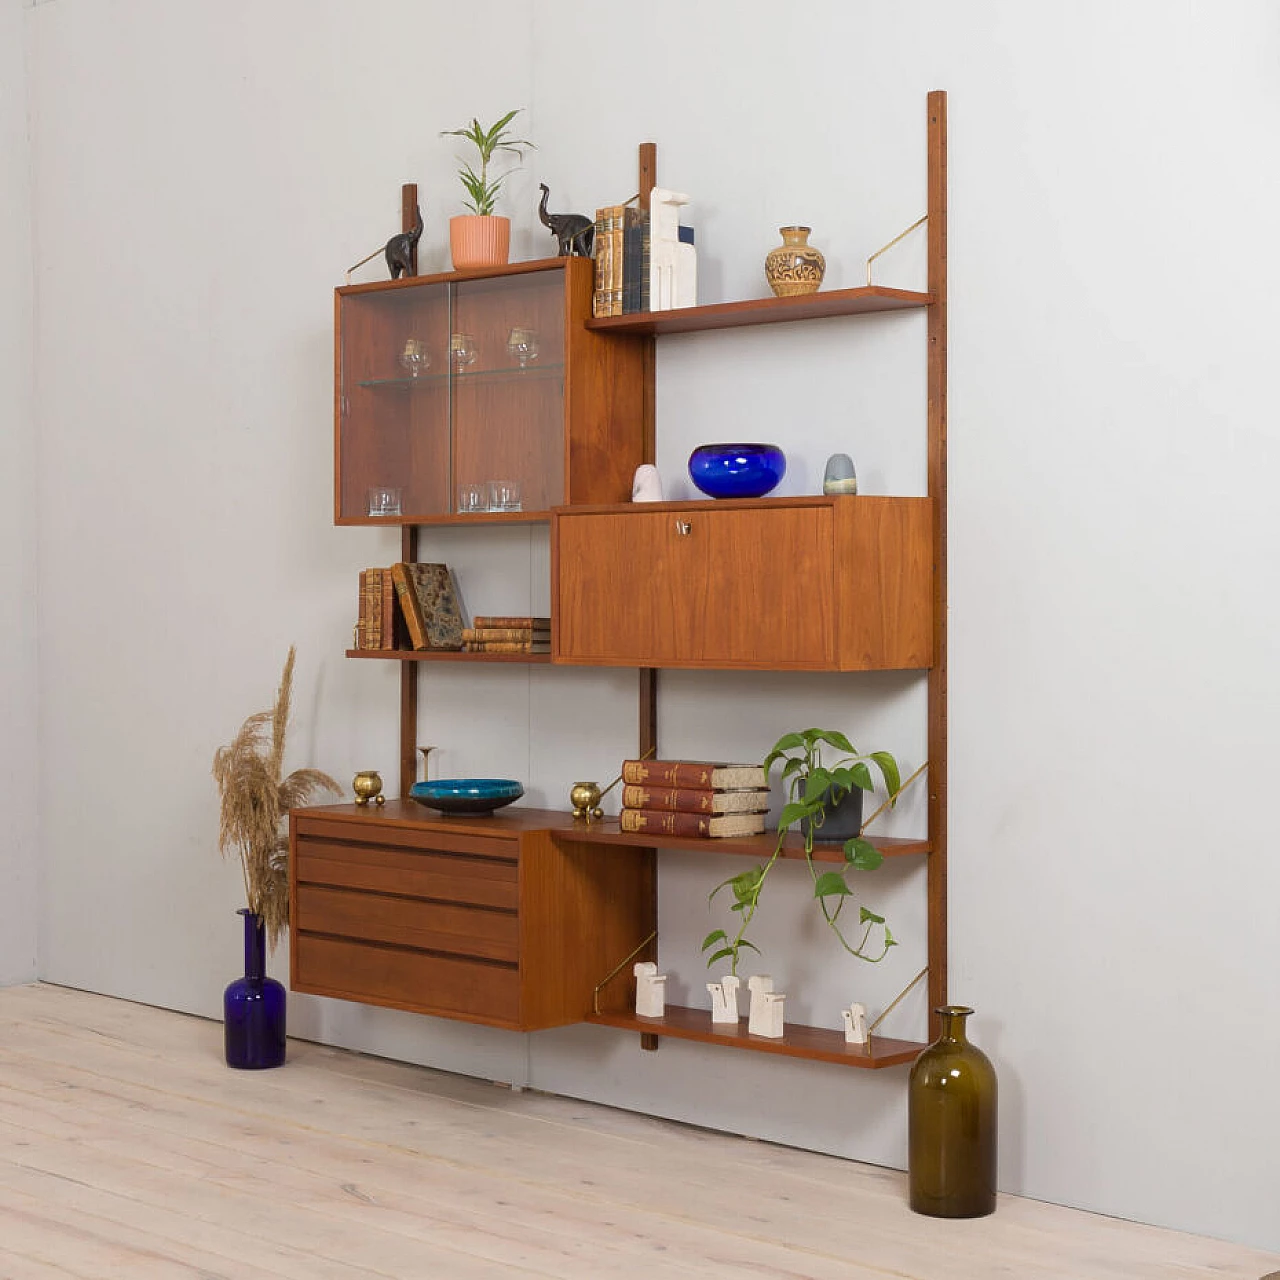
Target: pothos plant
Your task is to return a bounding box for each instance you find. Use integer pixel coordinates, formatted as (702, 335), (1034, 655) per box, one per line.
(701, 728), (903, 976)
(440, 108), (535, 216)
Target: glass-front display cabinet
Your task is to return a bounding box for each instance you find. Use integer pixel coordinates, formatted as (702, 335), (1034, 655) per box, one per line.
(335, 257), (647, 524)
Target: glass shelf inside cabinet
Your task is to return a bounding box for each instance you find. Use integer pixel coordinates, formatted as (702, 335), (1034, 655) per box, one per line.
(358, 363), (565, 390)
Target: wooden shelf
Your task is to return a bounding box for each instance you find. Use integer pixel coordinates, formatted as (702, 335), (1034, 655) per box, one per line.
(338, 510), (551, 528)
(584, 285), (932, 336)
(345, 649), (551, 664)
(585, 1005), (922, 1068)
(571, 822), (928, 863)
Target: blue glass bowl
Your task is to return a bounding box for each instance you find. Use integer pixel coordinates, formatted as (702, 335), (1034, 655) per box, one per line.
(409, 777), (524, 815)
(688, 443), (787, 499)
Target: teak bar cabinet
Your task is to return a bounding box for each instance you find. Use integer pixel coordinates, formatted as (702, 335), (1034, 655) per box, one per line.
(290, 91), (948, 1070)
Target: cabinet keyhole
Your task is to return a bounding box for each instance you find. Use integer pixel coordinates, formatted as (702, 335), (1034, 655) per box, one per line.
(675, 520), (692, 536)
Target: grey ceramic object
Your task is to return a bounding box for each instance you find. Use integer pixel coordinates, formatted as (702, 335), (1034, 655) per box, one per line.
(823, 452), (858, 495)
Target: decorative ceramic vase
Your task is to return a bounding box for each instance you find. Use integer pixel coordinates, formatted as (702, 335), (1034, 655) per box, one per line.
(449, 215), (511, 271)
(688, 443), (787, 499)
(908, 1005), (998, 1217)
(223, 909), (287, 1069)
(765, 226), (826, 297)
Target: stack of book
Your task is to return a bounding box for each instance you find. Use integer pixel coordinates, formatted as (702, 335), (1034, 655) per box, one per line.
(461, 616), (551, 654)
(355, 563), (464, 652)
(356, 567), (399, 650)
(618, 758), (770, 838)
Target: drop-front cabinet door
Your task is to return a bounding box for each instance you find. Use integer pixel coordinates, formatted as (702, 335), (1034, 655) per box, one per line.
(554, 500), (836, 669)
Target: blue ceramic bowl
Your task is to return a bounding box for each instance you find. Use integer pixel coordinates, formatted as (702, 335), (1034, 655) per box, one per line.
(409, 777), (524, 815)
(688, 443), (787, 499)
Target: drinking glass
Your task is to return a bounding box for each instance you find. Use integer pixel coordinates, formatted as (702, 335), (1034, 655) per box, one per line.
(506, 326), (539, 368)
(489, 479), (522, 512)
(450, 333), (477, 369)
(457, 482), (487, 513)
(398, 338), (429, 378)
(367, 486), (403, 517)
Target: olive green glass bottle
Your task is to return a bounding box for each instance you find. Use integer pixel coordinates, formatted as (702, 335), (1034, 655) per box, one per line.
(908, 1005), (998, 1217)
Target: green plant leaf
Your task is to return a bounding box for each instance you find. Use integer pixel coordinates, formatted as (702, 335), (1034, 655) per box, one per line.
(701, 930), (727, 951)
(884, 927), (897, 948)
(705, 947), (736, 968)
(870, 751), (902, 800)
(777, 800), (813, 831)
(814, 729), (855, 754)
(802, 768), (833, 803)
(737, 939), (760, 956)
(843, 838), (883, 871)
(849, 761), (872, 791)
(859, 906), (886, 925)
(813, 872), (853, 899)
(769, 732), (806, 756)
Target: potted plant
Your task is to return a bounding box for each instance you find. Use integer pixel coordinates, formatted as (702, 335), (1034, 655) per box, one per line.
(702, 728), (904, 977)
(212, 646), (339, 1066)
(440, 108), (535, 271)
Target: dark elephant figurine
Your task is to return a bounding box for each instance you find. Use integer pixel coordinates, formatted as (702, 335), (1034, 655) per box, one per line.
(538, 184), (594, 258)
(385, 204), (424, 279)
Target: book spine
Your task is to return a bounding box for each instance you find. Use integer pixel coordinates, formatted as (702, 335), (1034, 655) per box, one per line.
(610, 204), (625, 316)
(622, 208), (643, 314)
(592, 207), (612, 318)
(638, 212), (651, 313)
(619, 784), (769, 814)
(390, 562), (428, 650)
(472, 615), (552, 629)
(619, 808), (715, 837)
(380, 568), (396, 650)
(620, 760), (757, 788)
(367, 568), (382, 649)
(357, 570), (369, 649)
(462, 627), (552, 642)
(464, 640), (550, 653)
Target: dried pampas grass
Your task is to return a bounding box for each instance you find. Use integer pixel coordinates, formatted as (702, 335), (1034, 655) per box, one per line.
(212, 647), (339, 952)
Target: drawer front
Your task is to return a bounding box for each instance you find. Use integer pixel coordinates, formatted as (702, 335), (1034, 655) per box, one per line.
(296, 885), (518, 965)
(294, 935), (519, 1026)
(295, 837), (518, 911)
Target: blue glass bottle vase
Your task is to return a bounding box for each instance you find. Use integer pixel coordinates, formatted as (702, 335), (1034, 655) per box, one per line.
(223, 908), (287, 1069)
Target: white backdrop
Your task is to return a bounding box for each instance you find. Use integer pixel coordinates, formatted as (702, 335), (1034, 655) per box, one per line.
(6, 0), (1280, 1253)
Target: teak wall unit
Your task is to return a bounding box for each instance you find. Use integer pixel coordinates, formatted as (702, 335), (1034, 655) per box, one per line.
(290, 90), (948, 1068)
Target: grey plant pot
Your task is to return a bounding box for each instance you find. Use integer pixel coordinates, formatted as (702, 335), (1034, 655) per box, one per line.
(801, 785), (865, 844)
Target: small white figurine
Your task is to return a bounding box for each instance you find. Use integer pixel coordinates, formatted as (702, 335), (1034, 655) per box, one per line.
(751, 992), (786, 1038)
(747, 974), (774, 1035)
(632, 464), (664, 502)
(842, 1001), (869, 1046)
(706, 974), (741, 1024)
(634, 961), (667, 1019)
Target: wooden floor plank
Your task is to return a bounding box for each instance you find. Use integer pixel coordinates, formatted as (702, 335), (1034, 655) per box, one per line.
(0, 984), (1276, 1280)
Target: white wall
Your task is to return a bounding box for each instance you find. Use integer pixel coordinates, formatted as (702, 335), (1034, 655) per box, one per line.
(19, 0), (1280, 1254)
(0, 0), (38, 985)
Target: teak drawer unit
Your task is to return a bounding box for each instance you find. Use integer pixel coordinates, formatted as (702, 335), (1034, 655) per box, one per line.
(552, 495), (934, 671)
(289, 803), (655, 1031)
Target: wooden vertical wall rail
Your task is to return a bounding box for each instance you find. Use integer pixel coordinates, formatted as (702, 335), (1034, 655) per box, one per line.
(399, 526), (419, 797)
(925, 90), (949, 1039)
(397, 191), (421, 800)
(401, 183), (419, 277)
(637, 142), (660, 1053)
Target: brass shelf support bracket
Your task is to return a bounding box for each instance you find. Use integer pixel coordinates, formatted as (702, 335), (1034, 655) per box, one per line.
(592, 931), (658, 1016)
(866, 213), (928, 286)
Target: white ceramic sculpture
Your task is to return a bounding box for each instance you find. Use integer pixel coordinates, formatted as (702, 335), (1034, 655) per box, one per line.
(747, 974), (774, 1035)
(842, 1001), (869, 1046)
(631, 463), (664, 502)
(706, 974), (741, 1024)
(751, 991), (786, 1038)
(634, 961), (667, 1018)
(650, 187), (696, 311)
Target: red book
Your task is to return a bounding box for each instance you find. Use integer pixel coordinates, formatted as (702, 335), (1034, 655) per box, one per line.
(618, 808), (767, 839)
(619, 784), (769, 815)
(620, 759), (767, 790)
